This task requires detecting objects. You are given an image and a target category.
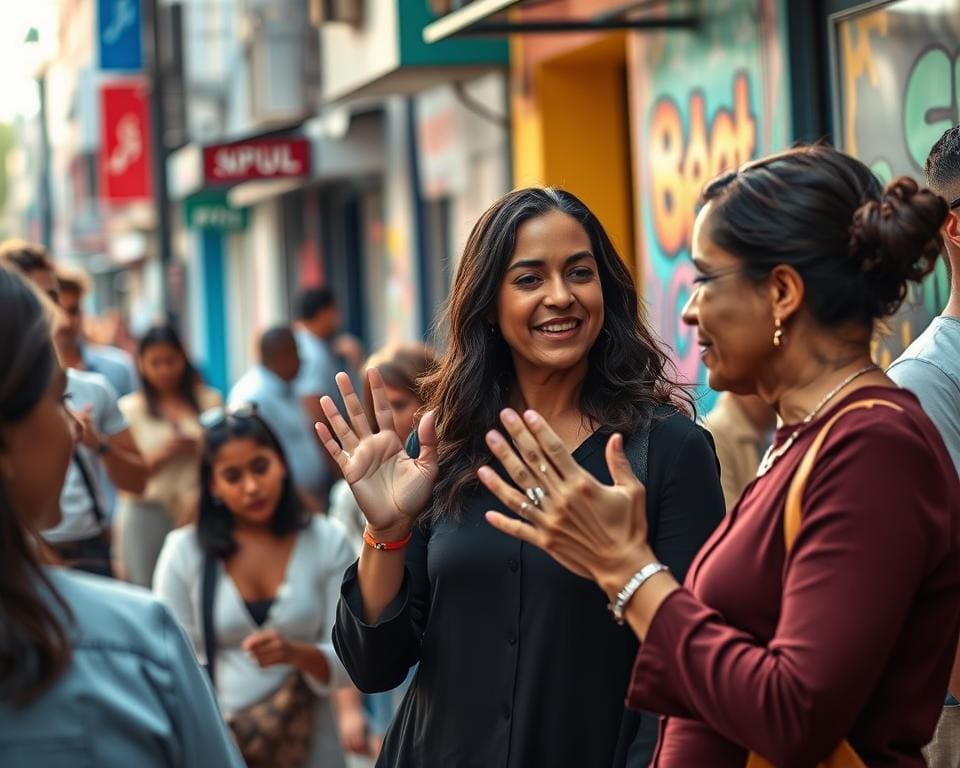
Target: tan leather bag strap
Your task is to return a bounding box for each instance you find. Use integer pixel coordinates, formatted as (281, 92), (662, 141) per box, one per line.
(784, 399), (903, 553)
(747, 398), (902, 768)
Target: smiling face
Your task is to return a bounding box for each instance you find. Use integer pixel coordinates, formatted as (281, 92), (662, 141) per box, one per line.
(682, 203), (773, 393)
(209, 437), (287, 528)
(494, 210), (604, 377)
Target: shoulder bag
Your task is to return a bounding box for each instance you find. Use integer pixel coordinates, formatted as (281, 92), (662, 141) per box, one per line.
(746, 398), (902, 768)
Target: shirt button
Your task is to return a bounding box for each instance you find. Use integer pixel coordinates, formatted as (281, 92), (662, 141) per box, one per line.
(508, 632), (517, 646)
(502, 705), (511, 720)
(507, 558), (519, 572)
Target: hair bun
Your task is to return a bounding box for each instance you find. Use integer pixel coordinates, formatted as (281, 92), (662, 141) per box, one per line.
(848, 176), (947, 316)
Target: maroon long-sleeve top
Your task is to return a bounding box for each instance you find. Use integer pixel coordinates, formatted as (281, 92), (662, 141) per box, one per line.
(629, 387), (960, 767)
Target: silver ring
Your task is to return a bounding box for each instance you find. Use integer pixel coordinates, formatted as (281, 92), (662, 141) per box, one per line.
(525, 486), (546, 507)
(519, 501), (531, 518)
(341, 448), (352, 460)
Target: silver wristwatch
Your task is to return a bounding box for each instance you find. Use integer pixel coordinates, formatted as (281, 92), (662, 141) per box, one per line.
(608, 562), (670, 625)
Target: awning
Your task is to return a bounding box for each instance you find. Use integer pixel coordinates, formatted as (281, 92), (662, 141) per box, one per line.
(423, 0), (700, 44)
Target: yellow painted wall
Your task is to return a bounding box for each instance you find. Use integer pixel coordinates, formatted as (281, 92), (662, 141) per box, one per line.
(511, 34), (635, 269)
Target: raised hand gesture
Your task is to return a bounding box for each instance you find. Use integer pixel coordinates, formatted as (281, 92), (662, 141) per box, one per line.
(316, 369), (439, 540)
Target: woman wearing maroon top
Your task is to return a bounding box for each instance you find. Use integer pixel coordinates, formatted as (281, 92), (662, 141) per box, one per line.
(478, 145), (960, 766)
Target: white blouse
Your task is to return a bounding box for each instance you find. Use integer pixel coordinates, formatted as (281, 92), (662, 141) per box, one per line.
(153, 516), (355, 714)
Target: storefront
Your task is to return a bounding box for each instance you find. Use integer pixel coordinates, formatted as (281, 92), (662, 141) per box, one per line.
(426, 0), (957, 407)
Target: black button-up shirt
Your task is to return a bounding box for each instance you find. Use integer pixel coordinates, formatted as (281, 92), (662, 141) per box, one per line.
(334, 412), (724, 768)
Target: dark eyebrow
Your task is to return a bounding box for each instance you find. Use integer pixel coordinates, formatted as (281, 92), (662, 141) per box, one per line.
(506, 251), (595, 273)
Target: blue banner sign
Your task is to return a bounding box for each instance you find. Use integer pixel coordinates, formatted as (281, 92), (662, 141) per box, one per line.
(98, 0), (143, 71)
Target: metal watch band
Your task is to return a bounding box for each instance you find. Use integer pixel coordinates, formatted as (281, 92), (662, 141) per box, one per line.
(609, 562), (670, 625)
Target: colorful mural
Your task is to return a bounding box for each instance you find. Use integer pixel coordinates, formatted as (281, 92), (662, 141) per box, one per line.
(832, 0), (956, 368)
(631, 0), (791, 409)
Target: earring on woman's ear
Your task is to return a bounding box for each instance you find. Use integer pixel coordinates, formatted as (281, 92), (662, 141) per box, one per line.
(773, 317), (785, 348)
(488, 324), (498, 336)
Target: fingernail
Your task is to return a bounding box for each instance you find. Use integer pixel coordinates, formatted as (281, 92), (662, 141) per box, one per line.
(486, 430), (503, 445)
(501, 409), (518, 424)
(523, 410), (539, 425)
(477, 466), (492, 481)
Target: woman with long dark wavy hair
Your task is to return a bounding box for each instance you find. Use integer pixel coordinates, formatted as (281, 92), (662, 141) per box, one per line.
(0, 265), (241, 765)
(116, 325), (222, 586)
(322, 187), (726, 767)
(153, 409), (358, 768)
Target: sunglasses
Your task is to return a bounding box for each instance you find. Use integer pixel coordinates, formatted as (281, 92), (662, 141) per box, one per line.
(199, 402), (259, 431)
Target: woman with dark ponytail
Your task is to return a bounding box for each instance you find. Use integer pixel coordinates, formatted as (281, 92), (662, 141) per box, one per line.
(480, 145), (960, 766)
(0, 265), (241, 766)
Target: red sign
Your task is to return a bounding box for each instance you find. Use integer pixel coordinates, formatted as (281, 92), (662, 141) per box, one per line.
(203, 138), (311, 184)
(99, 80), (152, 202)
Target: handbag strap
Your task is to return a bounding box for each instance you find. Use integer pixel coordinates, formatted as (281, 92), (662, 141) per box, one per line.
(72, 450), (107, 530)
(783, 398), (903, 553)
(201, 553), (219, 687)
(748, 398), (901, 768)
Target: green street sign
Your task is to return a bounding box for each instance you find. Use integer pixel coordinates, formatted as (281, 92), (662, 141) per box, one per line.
(184, 193), (249, 231)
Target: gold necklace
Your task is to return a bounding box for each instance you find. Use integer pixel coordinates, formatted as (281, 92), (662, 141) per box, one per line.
(755, 364), (878, 477)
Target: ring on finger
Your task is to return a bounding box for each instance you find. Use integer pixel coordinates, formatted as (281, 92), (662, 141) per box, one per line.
(526, 486), (546, 507)
(519, 501), (532, 518)
(538, 463), (549, 476)
(341, 448), (352, 460)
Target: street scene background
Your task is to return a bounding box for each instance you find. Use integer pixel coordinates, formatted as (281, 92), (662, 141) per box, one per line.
(5, 0), (954, 409)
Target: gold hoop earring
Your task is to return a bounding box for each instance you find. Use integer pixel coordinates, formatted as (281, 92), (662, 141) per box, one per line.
(773, 317), (785, 348)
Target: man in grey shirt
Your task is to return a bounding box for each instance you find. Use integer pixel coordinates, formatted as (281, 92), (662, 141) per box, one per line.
(888, 126), (960, 474)
(888, 126), (960, 765)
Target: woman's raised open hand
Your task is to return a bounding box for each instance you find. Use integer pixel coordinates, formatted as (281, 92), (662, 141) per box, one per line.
(316, 369), (438, 539)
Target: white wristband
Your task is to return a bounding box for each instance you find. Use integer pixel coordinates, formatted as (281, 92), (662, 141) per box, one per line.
(608, 562), (670, 625)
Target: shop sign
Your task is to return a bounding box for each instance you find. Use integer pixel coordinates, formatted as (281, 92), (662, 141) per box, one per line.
(97, 0), (143, 71)
(416, 87), (467, 198)
(99, 79), (152, 202)
(184, 193), (249, 231)
(202, 138), (311, 184)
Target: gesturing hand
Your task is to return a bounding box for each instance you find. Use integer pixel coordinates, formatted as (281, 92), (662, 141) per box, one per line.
(242, 629), (291, 668)
(478, 409), (655, 595)
(316, 369), (439, 539)
(73, 405), (102, 452)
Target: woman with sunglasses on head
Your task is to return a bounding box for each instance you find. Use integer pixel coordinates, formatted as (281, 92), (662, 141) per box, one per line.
(0, 265), (242, 766)
(153, 407), (359, 768)
(116, 325), (222, 587)
(480, 145), (960, 766)
(322, 187), (726, 767)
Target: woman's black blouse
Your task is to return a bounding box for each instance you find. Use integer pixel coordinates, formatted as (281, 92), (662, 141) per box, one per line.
(333, 409), (725, 768)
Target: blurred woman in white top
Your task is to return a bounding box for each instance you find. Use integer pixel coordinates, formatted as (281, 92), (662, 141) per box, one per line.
(154, 406), (361, 767)
(116, 325), (222, 586)
(0, 264), (241, 767)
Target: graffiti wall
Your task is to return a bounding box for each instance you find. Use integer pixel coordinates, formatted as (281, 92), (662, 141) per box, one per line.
(832, 0), (955, 367)
(631, 0), (791, 410)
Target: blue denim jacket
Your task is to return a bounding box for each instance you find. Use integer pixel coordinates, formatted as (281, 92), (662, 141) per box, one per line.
(0, 568), (243, 767)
